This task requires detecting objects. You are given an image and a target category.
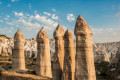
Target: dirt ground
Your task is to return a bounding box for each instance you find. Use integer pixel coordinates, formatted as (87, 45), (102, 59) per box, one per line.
(0, 56), (52, 80)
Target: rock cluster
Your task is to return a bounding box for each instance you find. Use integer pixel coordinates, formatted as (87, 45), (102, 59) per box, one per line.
(0, 36), (13, 56)
(5, 15), (120, 80)
(0, 35), (120, 63)
(96, 41), (120, 58)
(0, 35), (37, 58)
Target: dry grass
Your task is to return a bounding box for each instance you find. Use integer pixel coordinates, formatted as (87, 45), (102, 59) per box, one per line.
(0, 70), (51, 80)
(0, 56), (52, 80)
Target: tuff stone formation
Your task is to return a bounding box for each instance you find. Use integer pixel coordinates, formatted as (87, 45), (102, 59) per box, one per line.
(53, 24), (65, 80)
(61, 29), (75, 80)
(0, 34), (120, 62)
(74, 16), (96, 80)
(35, 27), (52, 78)
(12, 30), (26, 71)
(94, 49), (110, 63)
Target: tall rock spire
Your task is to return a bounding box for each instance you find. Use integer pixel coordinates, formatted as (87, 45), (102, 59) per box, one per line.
(61, 29), (75, 80)
(35, 27), (52, 78)
(53, 24), (65, 80)
(74, 16), (96, 80)
(12, 30), (26, 71)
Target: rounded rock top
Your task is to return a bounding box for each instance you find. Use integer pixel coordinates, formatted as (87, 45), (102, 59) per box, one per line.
(64, 28), (73, 38)
(36, 27), (49, 42)
(53, 24), (65, 39)
(14, 30), (24, 42)
(74, 15), (92, 36)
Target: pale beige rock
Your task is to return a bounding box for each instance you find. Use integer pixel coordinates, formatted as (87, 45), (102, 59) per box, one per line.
(35, 27), (52, 78)
(53, 24), (65, 80)
(12, 30), (26, 71)
(61, 29), (75, 80)
(74, 15), (96, 80)
(25, 51), (32, 58)
(103, 52), (110, 62)
(8, 47), (12, 55)
(2, 47), (8, 56)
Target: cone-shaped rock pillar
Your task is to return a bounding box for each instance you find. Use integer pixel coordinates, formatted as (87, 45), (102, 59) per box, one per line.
(53, 24), (65, 80)
(12, 30), (25, 71)
(61, 29), (75, 80)
(35, 27), (52, 78)
(74, 16), (96, 80)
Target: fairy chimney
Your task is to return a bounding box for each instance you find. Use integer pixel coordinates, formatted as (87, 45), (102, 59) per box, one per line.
(35, 27), (52, 78)
(12, 30), (25, 71)
(53, 24), (65, 80)
(61, 29), (75, 80)
(74, 15), (96, 80)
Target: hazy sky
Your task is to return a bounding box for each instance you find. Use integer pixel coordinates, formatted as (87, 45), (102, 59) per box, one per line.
(0, 0), (120, 42)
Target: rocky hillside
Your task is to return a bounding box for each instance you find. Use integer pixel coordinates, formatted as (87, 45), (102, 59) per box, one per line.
(0, 35), (55, 60)
(0, 35), (120, 63)
(96, 42), (120, 58)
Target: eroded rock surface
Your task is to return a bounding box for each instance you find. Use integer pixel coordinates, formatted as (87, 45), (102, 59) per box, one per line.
(35, 27), (52, 78)
(12, 30), (26, 71)
(61, 29), (75, 80)
(52, 24), (65, 80)
(0, 34), (120, 64)
(74, 15), (96, 80)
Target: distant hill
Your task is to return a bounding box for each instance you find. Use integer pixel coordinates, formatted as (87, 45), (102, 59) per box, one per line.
(0, 34), (10, 39)
(0, 34), (120, 62)
(96, 41), (120, 58)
